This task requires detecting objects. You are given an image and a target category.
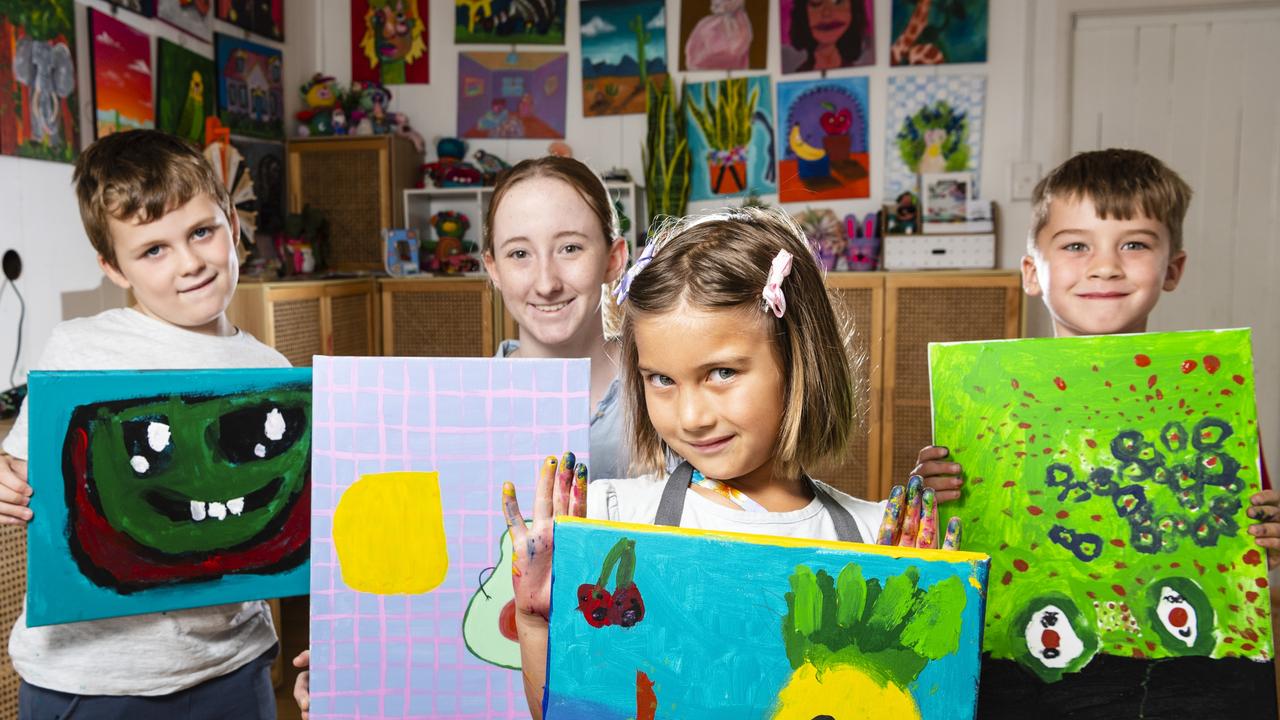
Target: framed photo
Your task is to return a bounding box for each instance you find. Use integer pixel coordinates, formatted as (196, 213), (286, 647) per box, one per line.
(383, 228), (420, 276)
(921, 171), (973, 225)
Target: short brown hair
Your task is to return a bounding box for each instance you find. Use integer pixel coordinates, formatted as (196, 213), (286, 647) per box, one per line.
(482, 155), (619, 254)
(74, 130), (233, 269)
(1028, 148), (1193, 254)
(619, 206), (859, 478)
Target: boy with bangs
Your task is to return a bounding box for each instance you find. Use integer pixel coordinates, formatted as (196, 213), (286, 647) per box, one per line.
(917, 148), (1278, 716)
(0, 130), (283, 718)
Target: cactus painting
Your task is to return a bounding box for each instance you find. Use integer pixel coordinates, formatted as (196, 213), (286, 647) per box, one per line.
(580, 0), (667, 116)
(545, 518), (989, 719)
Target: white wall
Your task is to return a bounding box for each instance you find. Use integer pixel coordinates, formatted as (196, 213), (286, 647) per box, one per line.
(0, 0), (309, 386)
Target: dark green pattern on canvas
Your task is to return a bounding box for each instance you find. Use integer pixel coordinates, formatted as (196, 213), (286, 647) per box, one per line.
(930, 329), (1269, 679)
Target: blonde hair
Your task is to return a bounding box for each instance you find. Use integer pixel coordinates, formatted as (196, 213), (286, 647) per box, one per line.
(619, 206), (858, 478)
(74, 130), (233, 269)
(1028, 148), (1193, 254)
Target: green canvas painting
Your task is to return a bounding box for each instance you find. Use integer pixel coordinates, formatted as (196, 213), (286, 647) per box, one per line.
(930, 329), (1270, 682)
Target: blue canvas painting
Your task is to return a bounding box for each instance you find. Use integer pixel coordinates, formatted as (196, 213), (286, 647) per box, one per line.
(26, 368), (311, 626)
(776, 76), (870, 202)
(545, 518), (990, 719)
(308, 357), (589, 719)
(686, 76), (776, 201)
(580, 0), (667, 116)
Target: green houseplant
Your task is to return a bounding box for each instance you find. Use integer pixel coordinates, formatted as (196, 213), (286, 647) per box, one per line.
(687, 78), (759, 196)
(641, 74), (691, 231)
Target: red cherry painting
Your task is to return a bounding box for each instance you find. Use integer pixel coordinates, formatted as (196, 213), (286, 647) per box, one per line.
(819, 103), (852, 135)
(577, 583), (613, 628)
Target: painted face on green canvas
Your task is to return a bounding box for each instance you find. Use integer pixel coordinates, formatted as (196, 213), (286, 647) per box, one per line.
(64, 387), (311, 592)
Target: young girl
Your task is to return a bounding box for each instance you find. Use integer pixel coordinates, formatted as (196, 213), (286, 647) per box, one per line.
(502, 207), (951, 717)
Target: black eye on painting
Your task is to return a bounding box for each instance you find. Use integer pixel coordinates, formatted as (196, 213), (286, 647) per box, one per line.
(1040, 611), (1059, 628)
(217, 404), (306, 464)
(122, 416), (173, 477)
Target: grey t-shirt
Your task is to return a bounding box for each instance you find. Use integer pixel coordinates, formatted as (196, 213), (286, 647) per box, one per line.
(3, 308), (284, 696)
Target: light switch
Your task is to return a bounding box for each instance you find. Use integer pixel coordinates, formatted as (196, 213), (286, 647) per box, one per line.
(1010, 161), (1041, 201)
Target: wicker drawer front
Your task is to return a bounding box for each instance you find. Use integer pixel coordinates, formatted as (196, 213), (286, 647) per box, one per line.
(272, 297), (324, 367)
(887, 285), (1016, 486)
(296, 148), (383, 270)
(810, 285), (876, 500)
(0, 526), (25, 720)
(330, 293), (371, 356)
(389, 291), (487, 357)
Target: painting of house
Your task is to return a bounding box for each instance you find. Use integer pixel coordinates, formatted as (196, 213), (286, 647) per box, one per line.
(457, 52), (567, 139)
(215, 33), (283, 141)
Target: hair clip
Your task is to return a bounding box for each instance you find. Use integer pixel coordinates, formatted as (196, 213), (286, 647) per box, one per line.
(613, 241), (658, 305)
(761, 249), (793, 318)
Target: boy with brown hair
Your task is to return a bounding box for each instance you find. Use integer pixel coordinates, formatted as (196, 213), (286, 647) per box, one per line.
(0, 130), (283, 718)
(917, 148), (1279, 716)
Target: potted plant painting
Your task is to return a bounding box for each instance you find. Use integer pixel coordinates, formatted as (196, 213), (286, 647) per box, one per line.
(688, 78), (759, 196)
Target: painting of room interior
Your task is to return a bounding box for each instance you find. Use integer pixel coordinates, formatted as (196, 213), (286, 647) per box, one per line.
(457, 52), (568, 139)
(580, 0), (667, 117)
(157, 39), (216, 146)
(351, 0), (429, 85)
(545, 517), (990, 719)
(679, 0), (768, 71)
(25, 368), (312, 626)
(685, 76), (776, 201)
(890, 0), (987, 65)
(455, 0), (566, 45)
(776, 76), (870, 202)
(156, 0), (213, 43)
(0, 0), (79, 163)
(885, 73), (985, 201)
(90, 9), (154, 139)
(214, 33), (284, 141)
(308, 357), (590, 719)
(930, 329), (1270, 684)
(779, 0), (873, 74)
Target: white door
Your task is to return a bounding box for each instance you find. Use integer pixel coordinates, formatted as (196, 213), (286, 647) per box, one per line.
(1071, 6), (1280, 467)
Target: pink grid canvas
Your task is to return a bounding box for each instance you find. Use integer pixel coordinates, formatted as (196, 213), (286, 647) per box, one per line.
(310, 357), (590, 718)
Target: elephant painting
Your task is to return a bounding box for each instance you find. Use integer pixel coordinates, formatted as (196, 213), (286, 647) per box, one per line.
(14, 38), (76, 149)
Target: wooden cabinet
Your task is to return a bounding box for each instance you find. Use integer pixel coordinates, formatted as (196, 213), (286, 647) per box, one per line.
(813, 271), (1023, 501)
(286, 136), (422, 272)
(379, 277), (504, 357)
(225, 278), (379, 366)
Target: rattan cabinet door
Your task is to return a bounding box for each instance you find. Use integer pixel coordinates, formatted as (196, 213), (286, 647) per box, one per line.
(881, 272), (1022, 493)
(380, 278), (494, 357)
(326, 281), (377, 357)
(270, 294), (325, 367)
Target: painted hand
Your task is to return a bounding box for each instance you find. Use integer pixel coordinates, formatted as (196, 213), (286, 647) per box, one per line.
(0, 454), (32, 525)
(877, 475), (962, 550)
(912, 445), (964, 503)
(501, 452), (588, 621)
(292, 649), (310, 720)
(1246, 488), (1280, 570)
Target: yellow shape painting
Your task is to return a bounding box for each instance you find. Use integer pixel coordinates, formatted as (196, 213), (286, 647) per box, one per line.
(333, 471), (448, 594)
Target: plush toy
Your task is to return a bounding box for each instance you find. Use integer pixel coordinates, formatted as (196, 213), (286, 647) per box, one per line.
(295, 73), (340, 137)
(473, 149), (510, 185)
(429, 211), (481, 274)
(389, 113), (425, 153)
(794, 208), (846, 271)
(422, 138), (483, 188)
(351, 81), (393, 136)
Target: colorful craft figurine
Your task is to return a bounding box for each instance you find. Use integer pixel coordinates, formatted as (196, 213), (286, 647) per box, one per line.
(794, 208), (846, 271)
(422, 138), (483, 188)
(428, 211), (481, 274)
(473, 150), (511, 185)
(295, 74), (340, 137)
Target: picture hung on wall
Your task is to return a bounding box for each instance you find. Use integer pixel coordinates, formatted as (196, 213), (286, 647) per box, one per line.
(685, 76), (776, 201)
(351, 0), (429, 85)
(214, 33), (284, 141)
(780, 0), (873, 73)
(308, 356), (590, 719)
(885, 73), (985, 201)
(90, 9), (154, 139)
(457, 52), (568, 139)
(0, 0), (79, 163)
(25, 369), (312, 626)
(890, 0), (987, 65)
(545, 518), (991, 719)
(920, 171), (971, 225)
(215, 0), (254, 34)
(156, 39), (216, 146)
(252, 0), (284, 42)
(455, 0), (566, 45)
(230, 137), (285, 238)
(156, 0), (213, 43)
(776, 76), (869, 202)
(930, 330), (1271, 687)
(105, 0), (156, 17)
(679, 0), (768, 71)
(579, 0), (667, 117)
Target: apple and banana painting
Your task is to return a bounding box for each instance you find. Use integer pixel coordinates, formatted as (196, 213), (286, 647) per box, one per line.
(776, 76), (870, 202)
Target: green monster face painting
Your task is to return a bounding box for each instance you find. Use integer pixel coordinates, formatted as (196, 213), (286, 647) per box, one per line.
(64, 387), (311, 593)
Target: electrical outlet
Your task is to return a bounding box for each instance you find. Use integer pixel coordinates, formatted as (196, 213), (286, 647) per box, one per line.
(1010, 161), (1041, 201)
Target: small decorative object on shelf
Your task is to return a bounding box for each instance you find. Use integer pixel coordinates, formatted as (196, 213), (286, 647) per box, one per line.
(422, 138), (484, 187)
(276, 205), (330, 276)
(428, 211), (481, 274)
(351, 80), (394, 135)
(384, 228), (420, 276)
(794, 207), (846, 271)
(885, 191), (918, 234)
(844, 211), (881, 271)
(295, 73), (341, 137)
(473, 149), (511, 185)
(547, 141), (573, 157)
(602, 167), (632, 182)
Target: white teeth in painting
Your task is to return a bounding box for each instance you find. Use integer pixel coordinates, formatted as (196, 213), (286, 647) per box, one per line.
(189, 496), (248, 521)
(264, 407), (286, 441)
(208, 502), (227, 520)
(254, 443), (267, 458)
(147, 421), (171, 452)
(130, 455), (150, 474)
(190, 501), (207, 522)
(227, 497), (245, 516)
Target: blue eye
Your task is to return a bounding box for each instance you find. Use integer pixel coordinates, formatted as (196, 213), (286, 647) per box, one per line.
(144, 245), (163, 257)
(1062, 242), (1087, 252)
(1121, 240), (1150, 251)
(646, 373), (674, 388)
(711, 368), (737, 382)
(192, 226), (213, 240)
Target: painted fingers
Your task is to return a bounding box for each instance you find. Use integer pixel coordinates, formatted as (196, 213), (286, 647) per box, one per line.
(877, 475), (963, 551)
